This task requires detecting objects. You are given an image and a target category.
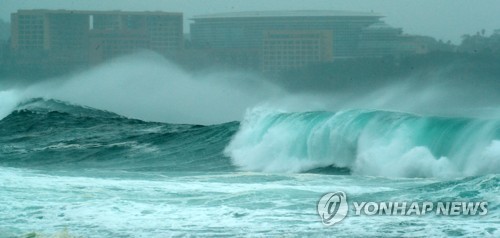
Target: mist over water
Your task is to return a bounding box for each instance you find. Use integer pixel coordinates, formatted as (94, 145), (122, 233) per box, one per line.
(2, 51), (500, 125)
(1, 51), (500, 178)
(1, 2), (500, 236)
(0, 90), (20, 120)
(224, 107), (500, 177)
(1, 35), (499, 238)
(281, 74), (500, 120)
(1, 51), (282, 124)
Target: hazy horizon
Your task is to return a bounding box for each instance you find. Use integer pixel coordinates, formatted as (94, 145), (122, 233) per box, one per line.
(1, 2), (499, 237)
(2, 0), (500, 44)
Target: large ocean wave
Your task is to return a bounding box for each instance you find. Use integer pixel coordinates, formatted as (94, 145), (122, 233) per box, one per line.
(0, 98), (238, 171)
(225, 108), (500, 177)
(1, 98), (500, 178)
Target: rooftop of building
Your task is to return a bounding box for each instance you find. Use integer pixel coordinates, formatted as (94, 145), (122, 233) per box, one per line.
(192, 10), (383, 20)
(366, 22), (394, 29)
(14, 9), (182, 16)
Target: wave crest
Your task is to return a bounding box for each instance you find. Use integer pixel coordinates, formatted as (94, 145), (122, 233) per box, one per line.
(224, 108), (500, 177)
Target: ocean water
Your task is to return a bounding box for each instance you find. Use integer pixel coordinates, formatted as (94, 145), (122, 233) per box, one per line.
(0, 98), (498, 237)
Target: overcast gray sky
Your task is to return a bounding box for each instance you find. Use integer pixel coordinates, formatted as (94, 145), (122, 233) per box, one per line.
(2, 0), (500, 44)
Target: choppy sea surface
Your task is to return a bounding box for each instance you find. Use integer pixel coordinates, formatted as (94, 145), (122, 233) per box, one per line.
(0, 98), (498, 237)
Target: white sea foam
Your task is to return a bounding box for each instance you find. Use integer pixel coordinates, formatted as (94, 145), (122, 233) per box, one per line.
(0, 166), (496, 237)
(225, 107), (500, 178)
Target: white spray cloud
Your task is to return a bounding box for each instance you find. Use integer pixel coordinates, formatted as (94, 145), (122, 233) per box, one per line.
(225, 107), (500, 177)
(2, 51), (500, 178)
(1, 51), (283, 124)
(3, 50), (500, 123)
(0, 89), (21, 120)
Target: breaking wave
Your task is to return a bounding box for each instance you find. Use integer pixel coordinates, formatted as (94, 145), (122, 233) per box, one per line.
(225, 108), (500, 177)
(1, 98), (499, 178)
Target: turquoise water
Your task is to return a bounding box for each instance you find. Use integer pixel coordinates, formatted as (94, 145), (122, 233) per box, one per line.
(0, 99), (498, 237)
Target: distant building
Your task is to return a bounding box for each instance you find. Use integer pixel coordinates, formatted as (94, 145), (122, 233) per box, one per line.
(262, 30), (333, 72)
(10, 9), (182, 71)
(357, 22), (403, 58)
(89, 28), (150, 65)
(11, 10), (90, 70)
(89, 11), (183, 64)
(190, 10), (413, 72)
(191, 11), (382, 57)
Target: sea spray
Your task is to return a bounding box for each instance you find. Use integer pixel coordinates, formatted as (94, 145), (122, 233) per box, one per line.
(225, 107), (500, 177)
(0, 90), (22, 120)
(28, 52), (280, 125)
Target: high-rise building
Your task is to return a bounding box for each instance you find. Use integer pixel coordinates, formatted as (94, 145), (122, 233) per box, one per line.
(10, 10), (183, 71)
(11, 10), (90, 69)
(357, 22), (403, 58)
(261, 30), (333, 72)
(190, 10), (407, 72)
(89, 11), (183, 64)
(191, 10), (382, 57)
